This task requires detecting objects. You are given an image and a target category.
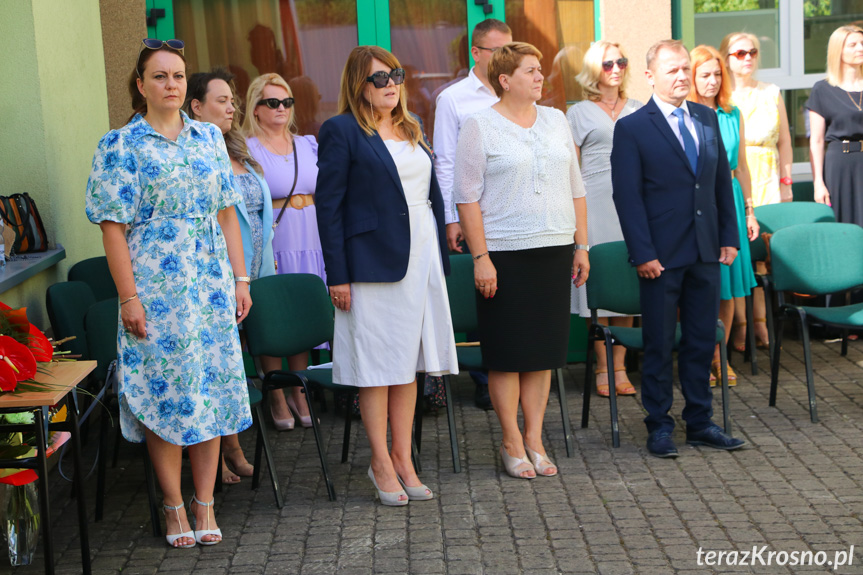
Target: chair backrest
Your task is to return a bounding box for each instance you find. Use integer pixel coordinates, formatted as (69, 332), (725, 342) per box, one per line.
(68, 256), (118, 302)
(750, 202), (836, 261)
(445, 254), (478, 334)
(46, 281), (96, 358)
(84, 297), (119, 382)
(770, 223), (863, 295)
(585, 241), (641, 316)
(792, 181), (815, 202)
(244, 274), (334, 358)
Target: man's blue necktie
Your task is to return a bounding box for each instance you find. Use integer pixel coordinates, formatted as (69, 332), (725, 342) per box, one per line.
(672, 107), (698, 173)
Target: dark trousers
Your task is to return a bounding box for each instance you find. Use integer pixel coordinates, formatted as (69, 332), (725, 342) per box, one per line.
(639, 260), (719, 434)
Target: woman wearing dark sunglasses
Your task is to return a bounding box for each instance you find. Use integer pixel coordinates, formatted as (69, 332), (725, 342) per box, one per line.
(568, 40), (642, 398)
(316, 45), (457, 506)
(86, 40), (253, 548)
(243, 73), (323, 430)
(720, 32), (793, 352)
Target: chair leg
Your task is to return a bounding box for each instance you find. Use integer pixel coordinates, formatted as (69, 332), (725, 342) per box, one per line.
(112, 416), (122, 468)
(769, 313), (785, 407)
(341, 391), (355, 464)
(443, 375), (461, 472)
(555, 368), (573, 457)
(95, 405), (109, 522)
(605, 336), (620, 448)
(253, 399), (284, 508)
(745, 293), (757, 375)
(304, 381), (336, 501)
(764, 282), (777, 370)
(718, 322), (732, 436)
(143, 449), (161, 537)
(842, 330), (849, 356)
(581, 331), (595, 429)
(798, 313), (819, 423)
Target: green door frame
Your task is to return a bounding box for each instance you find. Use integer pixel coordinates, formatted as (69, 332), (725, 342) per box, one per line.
(146, 0), (175, 39)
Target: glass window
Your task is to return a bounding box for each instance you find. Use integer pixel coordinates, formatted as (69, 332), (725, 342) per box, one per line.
(173, 0), (358, 138)
(803, 2), (863, 74)
(389, 0), (467, 137)
(505, 0), (594, 112)
(787, 87), (812, 163)
(694, 0), (780, 69)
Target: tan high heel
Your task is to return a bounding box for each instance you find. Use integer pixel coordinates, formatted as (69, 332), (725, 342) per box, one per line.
(524, 445), (558, 477)
(500, 444), (535, 479)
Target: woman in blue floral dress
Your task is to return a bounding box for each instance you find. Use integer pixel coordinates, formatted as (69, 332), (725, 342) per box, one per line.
(85, 41), (252, 548)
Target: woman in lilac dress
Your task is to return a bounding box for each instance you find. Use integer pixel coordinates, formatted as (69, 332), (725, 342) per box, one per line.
(244, 73), (324, 429)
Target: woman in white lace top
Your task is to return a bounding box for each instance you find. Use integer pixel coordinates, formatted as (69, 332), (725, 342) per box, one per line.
(454, 42), (588, 480)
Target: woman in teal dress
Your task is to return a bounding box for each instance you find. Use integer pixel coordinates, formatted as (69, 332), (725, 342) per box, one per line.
(688, 45), (759, 384)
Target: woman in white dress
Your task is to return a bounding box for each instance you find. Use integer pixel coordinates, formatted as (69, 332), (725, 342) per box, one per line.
(316, 46), (458, 506)
(568, 41), (642, 398)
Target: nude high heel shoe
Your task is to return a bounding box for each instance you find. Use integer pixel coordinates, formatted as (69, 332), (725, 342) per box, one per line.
(500, 444), (536, 479)
(524, 445), (558, 477)
(368, 466), (409, 506)
(396, 474), (434, 501)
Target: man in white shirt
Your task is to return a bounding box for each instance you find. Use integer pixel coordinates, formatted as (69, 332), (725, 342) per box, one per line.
(434, 18), (512, 252)
(433, 18), (512, 411)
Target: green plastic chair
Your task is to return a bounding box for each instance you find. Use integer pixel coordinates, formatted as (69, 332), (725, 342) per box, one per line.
(750, 202), (837, 372)
(68, 256), (118, 302)
(768, 223), (863, 423)
(445, 253), (574, 458)
(243, 273), (357, 505)
(792, 181), (815, 202)
(46, 281), (96, 359)
(582, 242), (733, 448)
(83, 298), (163, 534)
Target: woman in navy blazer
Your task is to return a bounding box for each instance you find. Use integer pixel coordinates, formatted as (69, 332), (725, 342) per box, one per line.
(186, 69), (274, 485)
(316, 46), (457, 506)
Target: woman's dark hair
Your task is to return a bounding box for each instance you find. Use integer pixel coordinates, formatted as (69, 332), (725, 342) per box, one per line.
(183, 68), (262, 175)
(127, 45), (187, 123)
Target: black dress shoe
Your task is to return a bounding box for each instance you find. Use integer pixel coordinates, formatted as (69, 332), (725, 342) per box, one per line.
(686, 424), (746, 450)
(474, 382), (493, 411)
(646, 431), (679, 458)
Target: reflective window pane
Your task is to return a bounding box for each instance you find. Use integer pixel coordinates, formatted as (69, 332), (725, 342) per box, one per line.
(803, 3), (863, 74)
(174, 0), (358, 137)
(788, 87), (812, 163)
(389, 0), (467, 138)
(694, 1), (779, 69)
(505, 0), (595, 111)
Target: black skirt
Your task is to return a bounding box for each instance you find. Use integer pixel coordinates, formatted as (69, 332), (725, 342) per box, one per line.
(825, 144), (863, 227)
(476, 244), (573, 372)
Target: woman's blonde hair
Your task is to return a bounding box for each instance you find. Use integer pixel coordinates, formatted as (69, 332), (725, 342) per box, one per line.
(337, 46), (428, 151)
(242, 73), (297, 139)
(576, 41), (629, 101)
(687, 45), (733, 113)
(826, 25), (863, 86)
(720, 32), (761, 70)
(488, 42), (543, 98)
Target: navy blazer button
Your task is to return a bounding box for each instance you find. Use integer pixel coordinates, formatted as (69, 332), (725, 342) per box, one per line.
(696, 209), (703, 216)
(695, 184), (700, 189)
(400, 212), (406, 216)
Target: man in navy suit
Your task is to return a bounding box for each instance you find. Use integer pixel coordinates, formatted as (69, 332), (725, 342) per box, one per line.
(611, 39), (746, 458)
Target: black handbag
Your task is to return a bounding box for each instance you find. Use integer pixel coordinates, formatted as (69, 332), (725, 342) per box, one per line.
(0, 193), (48, 254)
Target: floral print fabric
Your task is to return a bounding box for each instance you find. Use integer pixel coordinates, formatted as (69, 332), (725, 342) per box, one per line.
(85, 112), (252, 446)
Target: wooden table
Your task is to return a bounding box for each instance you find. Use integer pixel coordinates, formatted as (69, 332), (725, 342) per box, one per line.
(0, 360), (95, 575)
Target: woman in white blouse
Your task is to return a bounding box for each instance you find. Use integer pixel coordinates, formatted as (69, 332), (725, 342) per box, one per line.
(454, 42), (589, 480)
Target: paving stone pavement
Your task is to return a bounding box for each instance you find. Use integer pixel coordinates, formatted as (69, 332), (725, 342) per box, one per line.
(4, 338), (863, 574)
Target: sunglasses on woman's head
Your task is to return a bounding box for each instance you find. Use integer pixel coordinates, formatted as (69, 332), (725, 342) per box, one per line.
(366, 68), (406, 89)
(729, 48), (758, 60)
(601, 58), (628, 72)
(136, 38), (185, 77)
(257, 97), (295, 109)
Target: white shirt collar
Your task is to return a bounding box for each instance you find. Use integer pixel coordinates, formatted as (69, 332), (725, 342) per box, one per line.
(652, 93), (690, 120)
(467, 67), (495, 96)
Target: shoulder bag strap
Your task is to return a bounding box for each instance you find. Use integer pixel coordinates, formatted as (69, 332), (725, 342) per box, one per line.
(272, 144), (299, 230)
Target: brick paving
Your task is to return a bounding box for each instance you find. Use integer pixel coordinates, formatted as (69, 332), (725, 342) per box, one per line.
(4, 337), (863, 574)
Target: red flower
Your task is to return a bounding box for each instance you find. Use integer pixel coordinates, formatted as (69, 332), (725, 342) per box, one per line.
(27, 325), (53, 362)
(0, 336), (37, 392)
